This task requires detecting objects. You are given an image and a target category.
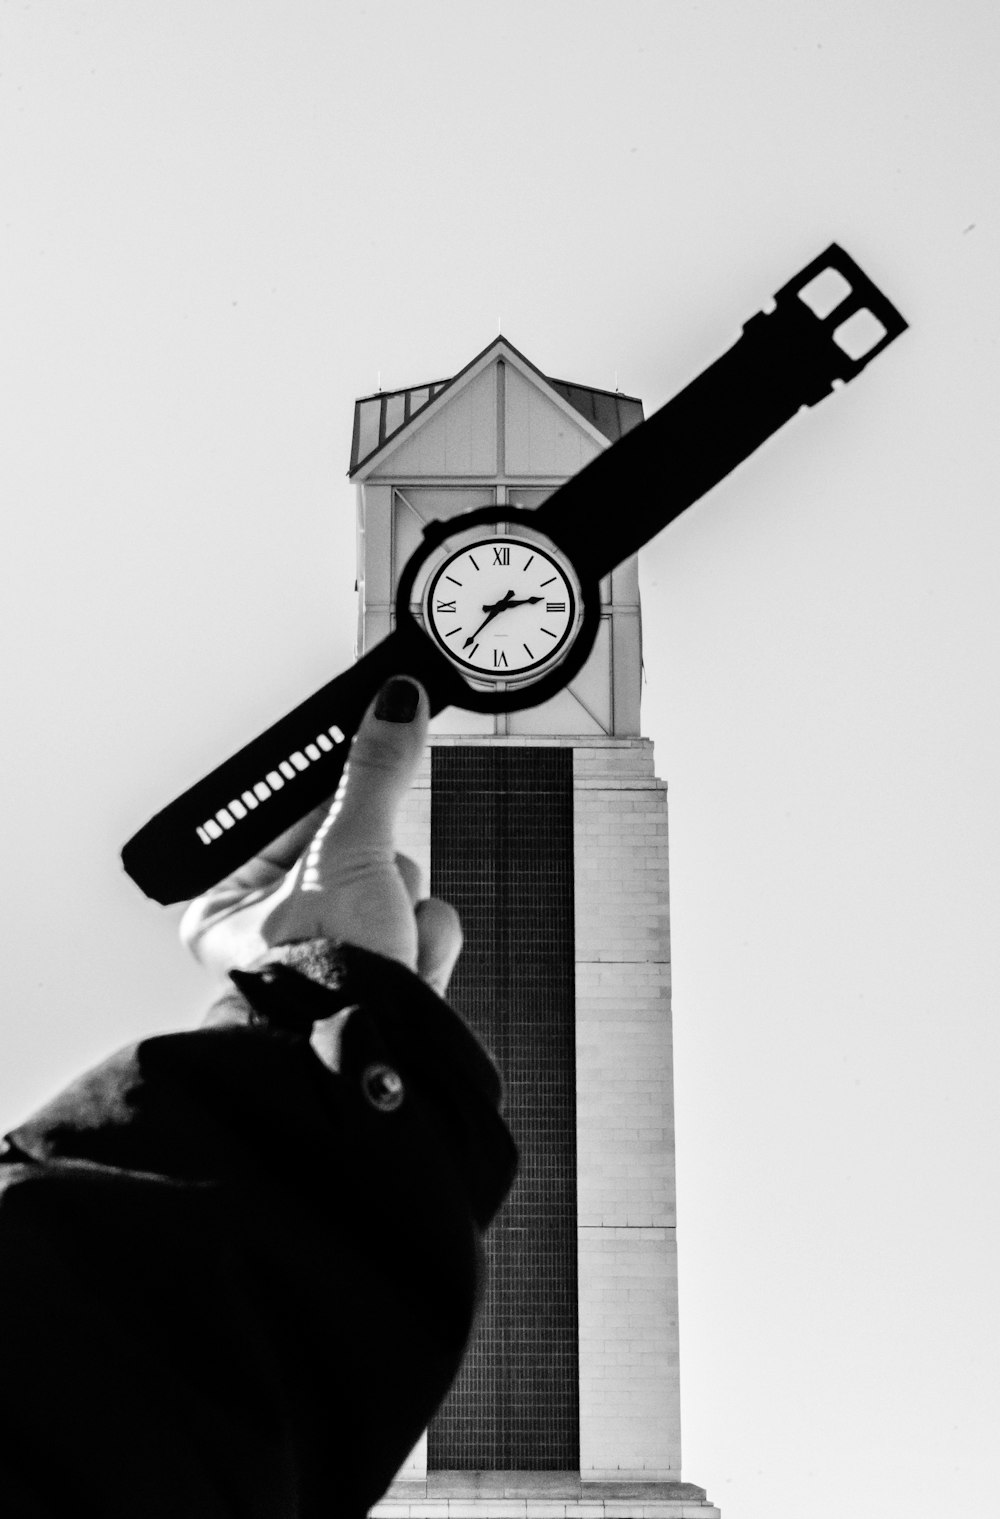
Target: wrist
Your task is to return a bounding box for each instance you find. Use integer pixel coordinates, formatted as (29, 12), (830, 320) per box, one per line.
(245, 938), (345, 992)
(199, 938), (347, 1031)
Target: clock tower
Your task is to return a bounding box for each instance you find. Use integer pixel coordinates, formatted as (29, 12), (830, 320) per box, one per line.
(350, 338), (719, 1519)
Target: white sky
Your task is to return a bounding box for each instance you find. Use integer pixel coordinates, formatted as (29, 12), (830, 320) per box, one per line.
(2, 3), (998, 1516)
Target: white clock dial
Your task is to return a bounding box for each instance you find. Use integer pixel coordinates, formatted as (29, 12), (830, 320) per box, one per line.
(423, 536), (578, 681)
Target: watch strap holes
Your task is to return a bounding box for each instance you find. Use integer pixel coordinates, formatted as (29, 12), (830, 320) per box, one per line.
(194, 726), (352, 849)
(833, 308), (889, 362)
(797, 266), (853, 320)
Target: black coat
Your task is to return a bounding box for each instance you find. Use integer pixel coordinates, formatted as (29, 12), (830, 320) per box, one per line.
(0, 945), (517, 1518)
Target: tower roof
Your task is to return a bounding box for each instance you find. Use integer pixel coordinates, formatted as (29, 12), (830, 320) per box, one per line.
(349, 335), (643, 476)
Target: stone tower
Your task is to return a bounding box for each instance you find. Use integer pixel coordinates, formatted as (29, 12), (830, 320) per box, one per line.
(349, 337), (719, 1519)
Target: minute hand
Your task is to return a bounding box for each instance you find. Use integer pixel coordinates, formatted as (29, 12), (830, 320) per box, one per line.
(462, 591), (515, 648)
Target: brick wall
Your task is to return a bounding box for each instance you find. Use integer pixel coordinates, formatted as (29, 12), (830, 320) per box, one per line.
(574, 742), (681, 1479)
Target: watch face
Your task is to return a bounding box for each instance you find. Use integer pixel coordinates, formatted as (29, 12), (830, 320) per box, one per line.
(423, 535), (579, 682)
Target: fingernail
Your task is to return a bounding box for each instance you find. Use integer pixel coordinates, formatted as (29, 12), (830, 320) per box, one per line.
(375, 677), (419, 723)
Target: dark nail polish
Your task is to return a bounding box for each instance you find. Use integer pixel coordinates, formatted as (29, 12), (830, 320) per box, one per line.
(375, 677), (419, 723)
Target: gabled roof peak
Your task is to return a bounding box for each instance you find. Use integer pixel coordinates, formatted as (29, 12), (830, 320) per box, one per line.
(349, 334), (643, 476)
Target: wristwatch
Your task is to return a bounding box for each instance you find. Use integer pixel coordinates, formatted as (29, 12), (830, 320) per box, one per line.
(122, 243), (907, 904)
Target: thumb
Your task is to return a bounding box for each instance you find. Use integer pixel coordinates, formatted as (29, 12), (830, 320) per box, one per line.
(320, 676), (429, 858)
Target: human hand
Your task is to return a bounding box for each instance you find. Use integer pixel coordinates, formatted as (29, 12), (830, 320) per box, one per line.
(179, 676), (462, 1015)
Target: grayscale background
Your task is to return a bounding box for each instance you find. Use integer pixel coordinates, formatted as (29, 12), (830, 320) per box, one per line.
(1, 4), (997, 1516)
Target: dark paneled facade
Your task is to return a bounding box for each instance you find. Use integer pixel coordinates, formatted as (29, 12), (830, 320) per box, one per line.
(427, 746), (579, 1470)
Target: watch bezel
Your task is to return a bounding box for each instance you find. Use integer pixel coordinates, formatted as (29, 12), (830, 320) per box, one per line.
(423, 532), (579, 681)
(395, 505), (600, 715)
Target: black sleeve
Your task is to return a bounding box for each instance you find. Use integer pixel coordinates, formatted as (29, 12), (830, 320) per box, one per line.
(0, 946), (517, 1519)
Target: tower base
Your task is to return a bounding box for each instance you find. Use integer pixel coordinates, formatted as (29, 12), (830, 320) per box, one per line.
(371, 1472), (721, 1518)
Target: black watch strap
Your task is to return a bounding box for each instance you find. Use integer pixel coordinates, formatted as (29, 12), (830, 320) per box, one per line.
(121, 243), (906, 906)
(120, 626), (457, 905)
(535, 244), (907, 585)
